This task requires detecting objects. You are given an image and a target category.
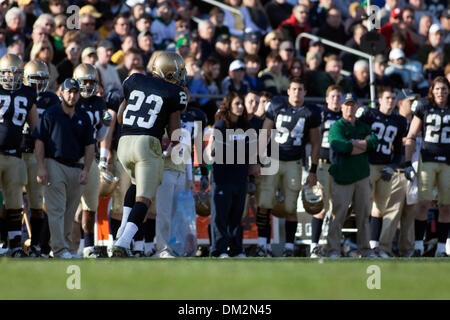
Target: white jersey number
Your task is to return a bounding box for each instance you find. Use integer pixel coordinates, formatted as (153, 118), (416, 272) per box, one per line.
(0, 95), (28, 126)
(372, 122), (398, 155)
(424, 114), (450, 144)
(123, 90), (163, 129)
(321, 119), (336, 149)
(275, 115), (305, 146)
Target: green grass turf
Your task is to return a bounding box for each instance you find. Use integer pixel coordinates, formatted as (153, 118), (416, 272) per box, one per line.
(0, 257), (449, 300)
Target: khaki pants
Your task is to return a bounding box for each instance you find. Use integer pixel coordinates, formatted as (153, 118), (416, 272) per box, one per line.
(44, 159), (84, 256)
(369, 164), (393, 215)
(379, 172), (415, 256)
(317, 160), (331, 214)
(327, 176), (372, 257)
(80, 160), (100, 211)
(0, 154), (27, 209)
(110, 151), (131, 217)
(23, 152), (44, 209)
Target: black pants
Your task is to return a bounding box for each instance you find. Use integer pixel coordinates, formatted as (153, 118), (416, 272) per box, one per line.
(210, 182), (247, 257)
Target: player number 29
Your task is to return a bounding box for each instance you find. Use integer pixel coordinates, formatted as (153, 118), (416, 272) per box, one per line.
(424, 114), (450, 144)
(123, 90), (163, 129)
(372, 122), (398, 155)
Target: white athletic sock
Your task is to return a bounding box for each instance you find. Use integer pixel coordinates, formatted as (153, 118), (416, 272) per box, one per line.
(77, 239), (85, 255)
(134, 240), (144, 252)
(116, 207), (132, 240)
(446, 238), (450, 255)
(144, 242), (154, 255)
(310, 242), (318, 252)
(257, 237), (267, 248)
(436, 242), (446, 255)
(414, 240), (424, 254)
(285, 243), (294, 250)
(115, 222), (138, 249)
(369, 240), (379, 249)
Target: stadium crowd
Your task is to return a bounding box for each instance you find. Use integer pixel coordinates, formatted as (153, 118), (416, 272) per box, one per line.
(0, 0), (448, 259)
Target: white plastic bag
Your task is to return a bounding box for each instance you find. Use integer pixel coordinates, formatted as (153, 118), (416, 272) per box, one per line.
(169, 190), (198, 256)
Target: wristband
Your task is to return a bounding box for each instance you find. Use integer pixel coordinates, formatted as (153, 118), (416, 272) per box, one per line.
(100, 148), (109, 160)
(310, 163), (317, 174)
(200, 166), (208, 176)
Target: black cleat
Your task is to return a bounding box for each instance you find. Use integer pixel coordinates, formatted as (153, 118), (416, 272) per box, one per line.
(282, 248), (294, 257)
(255, 245), (266, 257)
(112, 246), (134, 258)
(310, 246), (322, 258)
(132, 250), (144, 258)
(10, 247), (28, 258)
(28, 245), (41, 258)
(411, 249), (423, 257)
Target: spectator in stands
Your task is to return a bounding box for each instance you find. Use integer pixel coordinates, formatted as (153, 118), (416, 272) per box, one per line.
(107, 14), (130, 52)
(317, 7), (348, 56)
(189, 33), (202, 61)
(350, 60), (370, 99)
(138, 31), (154, 67)
(258, 52), (290, 95)
(81, 47), (98, 65)
(202, 57), (222, 124)
(95, 39), (122, 92)
(263, 30), (284, 58)
(445, 63), (450, 84)
(177, 1), (195, 29)
(278, 4), (311, 54)
(52, 14), (67, 65)
(409, 0), (439, 26)
(135, 14), (152, 35)
(441, 9), (450, 44)
(417, 24), (450, 66)
(116, 47), (143, 83)
(308, 0), (334, 32)
(343, 2), (364, 37)
(5, 7), (26, 46)
(0, 27), (6, 58)
(244, 54), (264, 92)
(210, 34), (234, 81)
(222, 0), (245, 37)
(80, 13), (102, 47)
(306, 54), (351, 97)
(209, 7), (230, 40)
(264, 0), (293, 30)
(242, 31), (261, 56)
(25, 26), (48, 60)
(57, 31), (82, 84)
(423, 49), (445, 85)
(230, 35), (244, 58)
(221, 59), (250, 95)
(185, 55), (210, 106)
(379, 8), (417, 57)
(377, 0), (399, 27)
(287, 57), (305, 79)
(111, 34), (137, 65)
(175, 36), (190, 59)
(278, 40), (295, 71)
(401, 7), (423, 47)
(373, 54), (392, 87)
(30, 38), (59, 91)
(417, 14), (432, 44)
(384, 48), (428, 95)
(241, 0), (271, 35)
(48, 0), (67, 16)
(7, 40), (25, 60)
(198, 20), (215, 64)
(18, 0), (37, 35)
(340, 24), (367, 72)
(305, 50), (322, 71)
(150, 1), (176, 50)
(0, 0), (8, 22)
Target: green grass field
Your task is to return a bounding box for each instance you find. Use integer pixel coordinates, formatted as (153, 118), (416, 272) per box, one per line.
(0, 258), (449, 300)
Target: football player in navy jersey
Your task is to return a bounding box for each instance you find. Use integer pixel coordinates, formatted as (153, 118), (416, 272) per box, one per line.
(21, 60), (60, 257)
(257, 77), (322, 257)
(0, 54), (39, 257)
(73, 63), (111, 258)
(405, 77), (450, 257)
(357, 87), (408, 257)
(113, 51), (188, 257)
(310, 85), (343, 258)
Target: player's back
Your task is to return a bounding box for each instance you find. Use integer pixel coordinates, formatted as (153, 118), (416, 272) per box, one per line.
(121, 73), (187, 141)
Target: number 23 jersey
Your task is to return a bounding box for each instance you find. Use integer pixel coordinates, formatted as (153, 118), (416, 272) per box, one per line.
(412, 98), (450, 163)
(265, 96), (321, 161)
(0, 85), (36, 153)
(121, 73), (188, 141)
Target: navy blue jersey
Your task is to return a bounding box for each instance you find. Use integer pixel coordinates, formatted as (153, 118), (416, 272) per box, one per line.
(412, 98), (450, 164)
(320, 105), (341, 160)
(265, 96), (321, 161)
(249, 115), (264, 131)
(0, 85), (36, 156)
(212, 119), (250, 185)
(121, 73), (187, 141)
(22, 91), (60, 153)
(357, 106), (407, 165)
(76, 95), (106, 140)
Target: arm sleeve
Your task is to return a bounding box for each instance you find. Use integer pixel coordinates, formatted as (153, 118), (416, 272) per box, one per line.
(329, 122), (353, 155)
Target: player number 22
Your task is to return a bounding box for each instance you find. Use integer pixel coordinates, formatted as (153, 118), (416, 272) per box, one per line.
(425, 114), (450, 144)
(123, 90), (163, 129)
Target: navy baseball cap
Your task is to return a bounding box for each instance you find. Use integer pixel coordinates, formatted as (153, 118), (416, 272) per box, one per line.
(243, 31), (261, 43)
(61, 78), (80, 91)
(342, 93), (358, 104)
(397, 88), (419, 101)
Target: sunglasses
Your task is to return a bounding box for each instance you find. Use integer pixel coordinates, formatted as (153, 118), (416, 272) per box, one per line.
(56, 24), (66, 28)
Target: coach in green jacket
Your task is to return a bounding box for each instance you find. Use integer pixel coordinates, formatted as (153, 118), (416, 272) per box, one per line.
(326, 93), (379, 258)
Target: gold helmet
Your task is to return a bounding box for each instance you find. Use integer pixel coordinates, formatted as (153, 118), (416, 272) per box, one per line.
(301, 183), (324, 215)
(23, 60), (50, 93)
(98, 170), (119, 197)
(151, 51), (186, 86)
(194, 190), (211, 217)
(73, 63), (99, 98)
(0, 53), (24, 90)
